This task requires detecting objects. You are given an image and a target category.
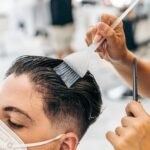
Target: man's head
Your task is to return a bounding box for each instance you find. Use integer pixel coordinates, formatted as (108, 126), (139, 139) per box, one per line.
(0, 56), (102, 150)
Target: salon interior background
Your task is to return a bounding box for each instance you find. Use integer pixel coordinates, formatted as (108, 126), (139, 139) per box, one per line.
(0, 0), (150, 149)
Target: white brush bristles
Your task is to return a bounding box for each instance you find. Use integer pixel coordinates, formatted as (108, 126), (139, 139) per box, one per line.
(54, 62), (80, 88)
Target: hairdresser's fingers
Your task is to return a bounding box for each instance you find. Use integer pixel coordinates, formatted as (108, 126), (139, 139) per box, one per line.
(96, 39), (106, 50)
(100, 14), (117, 26)
(97, 41), (108, 58)
(91, 26), (97, 41)
(86, 27), (93, 46)
(121, 116), (137, 127)
(126, 101), (149, 117)
(115, 127), (126, 136)
(106, 131), (119, 146)
(107, 127), (146, 150)
(93, 22), (115, 44)
(100, 14), (123, 33)
(86, 26), (97, 46)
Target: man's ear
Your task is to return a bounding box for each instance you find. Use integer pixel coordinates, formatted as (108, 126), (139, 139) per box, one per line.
(60, 132), (79, 150)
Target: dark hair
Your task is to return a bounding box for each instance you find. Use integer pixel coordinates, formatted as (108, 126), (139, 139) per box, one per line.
(6, 55), (102, 139)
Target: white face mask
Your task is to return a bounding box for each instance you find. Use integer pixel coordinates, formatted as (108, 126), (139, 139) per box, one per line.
(0, 120), (64, 150)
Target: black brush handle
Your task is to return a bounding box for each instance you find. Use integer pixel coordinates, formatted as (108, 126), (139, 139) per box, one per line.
(132, 58), (138, 101)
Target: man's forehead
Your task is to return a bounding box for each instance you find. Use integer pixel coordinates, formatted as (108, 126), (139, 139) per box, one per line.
(0, 74), (44, 117)
(3, 74), (32, 92)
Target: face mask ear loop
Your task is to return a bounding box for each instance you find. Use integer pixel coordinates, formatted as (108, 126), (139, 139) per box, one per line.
(13, 134), (65, 148)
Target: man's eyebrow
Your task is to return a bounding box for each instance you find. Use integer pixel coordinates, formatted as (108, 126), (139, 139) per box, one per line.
(3, 106), (32, 121)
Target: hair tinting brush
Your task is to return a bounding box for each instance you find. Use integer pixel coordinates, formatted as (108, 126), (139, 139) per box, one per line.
(54, 0), (139, 88)
(133, 58), (138, 101)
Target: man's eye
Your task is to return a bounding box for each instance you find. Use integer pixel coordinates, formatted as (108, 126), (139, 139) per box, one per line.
(8, 120), (24, 129)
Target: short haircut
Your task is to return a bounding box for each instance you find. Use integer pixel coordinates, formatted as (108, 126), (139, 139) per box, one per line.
(6, 56), (102, 139)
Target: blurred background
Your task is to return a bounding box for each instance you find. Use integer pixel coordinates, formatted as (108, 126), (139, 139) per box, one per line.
(0, 0), (150, 149)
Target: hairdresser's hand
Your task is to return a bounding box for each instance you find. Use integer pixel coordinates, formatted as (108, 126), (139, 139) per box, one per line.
(106, 101), (150, 150)
(85, 14), (128, 64)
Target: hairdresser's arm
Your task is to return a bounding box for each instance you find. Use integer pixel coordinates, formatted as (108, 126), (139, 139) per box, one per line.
(106, 101), (150, 150)
(85, 14), (150, 98)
